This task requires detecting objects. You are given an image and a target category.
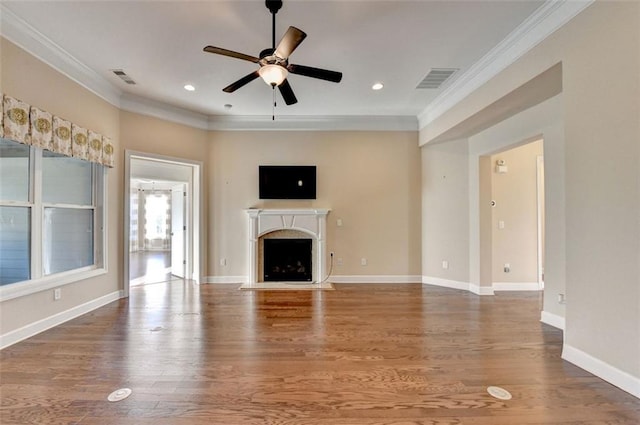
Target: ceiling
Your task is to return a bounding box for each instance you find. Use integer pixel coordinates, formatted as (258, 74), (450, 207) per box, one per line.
(2, 0), (547, 126)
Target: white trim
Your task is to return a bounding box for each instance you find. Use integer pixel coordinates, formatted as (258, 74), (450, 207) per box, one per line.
(493, 281), (541, 291)
(562, 344), (640, 399)
(124, 151), (203, 296)
(423, 276), (495, 295)
(204, 276), (247, 284)
(330, 275), (421, 284)
(418, 0), (594, 130)
(0, 268), (107, 302)
(0, 3), (122, 107)
(0, 290), (123, 349)
(540, 310), (565, 330)
(208, 114), (418, 132)
(536, 155), (545, 288)
(469, 283), (495, 296)
(120, 94), (209, 130)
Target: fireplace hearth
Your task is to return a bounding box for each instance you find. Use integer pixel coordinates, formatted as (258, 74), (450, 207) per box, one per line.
(264, 239), (312, 282)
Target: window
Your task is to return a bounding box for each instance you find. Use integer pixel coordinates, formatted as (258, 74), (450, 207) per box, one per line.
(0, 138), (105, 297)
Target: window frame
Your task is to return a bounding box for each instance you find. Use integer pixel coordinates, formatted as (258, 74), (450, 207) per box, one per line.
(0, 139), (107, 301)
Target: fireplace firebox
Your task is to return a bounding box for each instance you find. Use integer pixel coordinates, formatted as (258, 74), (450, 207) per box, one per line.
(264, 238), (312, 282)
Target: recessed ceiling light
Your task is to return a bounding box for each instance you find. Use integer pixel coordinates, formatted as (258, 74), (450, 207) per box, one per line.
(372, 82), (384, 90)
(184, 84), (195, 91)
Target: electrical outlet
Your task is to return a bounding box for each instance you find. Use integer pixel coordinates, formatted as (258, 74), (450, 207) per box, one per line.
(504, 263), (510, 273)
(336, 219), (343, 227)
(220, 258), (227, 266)
(336, 258), (343, 266)
(330, 251), (334, 257)
(558, 293), (566, 304)
(361, 258), (367, 266)
(442, 260), (449, 269)
(54, 288), (61, 301)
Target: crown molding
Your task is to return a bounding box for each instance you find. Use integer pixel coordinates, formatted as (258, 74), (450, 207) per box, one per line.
(120, 94), (210, 130)
(0, 3), (122, 107)
(207, 114), (418, 131)
(417, 0), (595, 130)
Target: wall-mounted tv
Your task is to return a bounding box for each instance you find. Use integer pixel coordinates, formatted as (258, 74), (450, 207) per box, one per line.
(259, 165), (316, 200)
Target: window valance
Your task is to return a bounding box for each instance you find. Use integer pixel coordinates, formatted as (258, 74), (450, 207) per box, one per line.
(1, 94), (114, 167)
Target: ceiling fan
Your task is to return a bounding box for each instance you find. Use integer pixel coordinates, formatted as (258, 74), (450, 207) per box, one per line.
(203, 0), (342, 106)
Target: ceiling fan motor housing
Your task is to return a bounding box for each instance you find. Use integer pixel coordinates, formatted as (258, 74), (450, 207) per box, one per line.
(266, 1), (283, 14)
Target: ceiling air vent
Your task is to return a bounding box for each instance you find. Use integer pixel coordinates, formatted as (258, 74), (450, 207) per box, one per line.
(416, 68), (458, 89)
(111, 69), (136, 85)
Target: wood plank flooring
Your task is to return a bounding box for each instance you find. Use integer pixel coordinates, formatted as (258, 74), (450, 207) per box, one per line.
(2, 283), (639, 424)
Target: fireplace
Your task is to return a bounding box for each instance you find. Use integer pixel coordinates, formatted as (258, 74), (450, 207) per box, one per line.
(264, 238), (312, 281)
(245, 208), (330, 284)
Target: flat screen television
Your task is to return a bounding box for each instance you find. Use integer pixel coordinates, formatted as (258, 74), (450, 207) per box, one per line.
(259, 165), (316, 199)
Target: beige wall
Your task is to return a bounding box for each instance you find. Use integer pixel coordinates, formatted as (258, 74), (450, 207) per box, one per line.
(421, 0), (640, 385)
(490, 140), (543, 285)
(208, 131), (422, 279)
(421, 138), (469, 283)
(1, 38), (122, 334)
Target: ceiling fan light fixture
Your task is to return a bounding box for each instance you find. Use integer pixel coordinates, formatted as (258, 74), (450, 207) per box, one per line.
(259, 64), (288, 87)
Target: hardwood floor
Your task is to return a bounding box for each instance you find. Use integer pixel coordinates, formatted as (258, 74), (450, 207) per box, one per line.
(129, 251), (173, 286)
(1, 283), (639, 424)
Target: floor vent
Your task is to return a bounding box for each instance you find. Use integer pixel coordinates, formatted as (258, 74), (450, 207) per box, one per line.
(111, 69), (136, 85)
(416, 68), (458, 89)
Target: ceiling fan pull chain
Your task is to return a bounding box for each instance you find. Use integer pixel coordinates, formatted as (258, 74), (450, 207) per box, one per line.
(272, 87), (276, 120)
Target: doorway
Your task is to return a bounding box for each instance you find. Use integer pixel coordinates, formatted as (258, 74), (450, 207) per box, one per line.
(124, 151), (202, 297)
(480, 139), (545, 292)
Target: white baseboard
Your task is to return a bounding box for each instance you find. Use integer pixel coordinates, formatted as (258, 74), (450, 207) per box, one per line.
(423, 276), (494, 295)
(562, 344), (640, 399)
(330, 275), (422, 284)
(540, 310), (565, 330)
(203, 276), (247, 284)
(0, 290), (124, 350)
(493, 281), (541, 291)
(204, 275), (422, 284)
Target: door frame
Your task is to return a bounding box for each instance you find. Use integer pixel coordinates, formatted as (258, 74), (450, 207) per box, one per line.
(170, 183), (186, 278)
(123, 150), (202, 297)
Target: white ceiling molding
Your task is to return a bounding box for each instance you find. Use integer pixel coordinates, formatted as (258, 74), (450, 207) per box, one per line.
(0, 3), (122, 107)
(207, 115), (418, 132)
(120, 93), (210, 130)
(417, 0), (595, 130)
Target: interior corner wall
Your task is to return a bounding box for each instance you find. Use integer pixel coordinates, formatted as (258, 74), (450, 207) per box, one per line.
(0, 37), (122, 337)
(421, 138), (470, 286)
(420, 0), (640, 394)
(207, 131), (422, 281)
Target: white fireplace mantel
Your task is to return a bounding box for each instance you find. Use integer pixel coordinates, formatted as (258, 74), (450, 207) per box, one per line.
(245, 208), (330, 284)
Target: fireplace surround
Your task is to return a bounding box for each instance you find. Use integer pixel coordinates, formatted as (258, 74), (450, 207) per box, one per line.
(245, 208), (329, 284)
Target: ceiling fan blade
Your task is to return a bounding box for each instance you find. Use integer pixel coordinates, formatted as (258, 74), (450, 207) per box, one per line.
(274, 26), (307, 59)
(278, 79), (298, 105)
(223, 70), (260, 93)
(203, 46), (260, 63)
(288, 64), (342, 83)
